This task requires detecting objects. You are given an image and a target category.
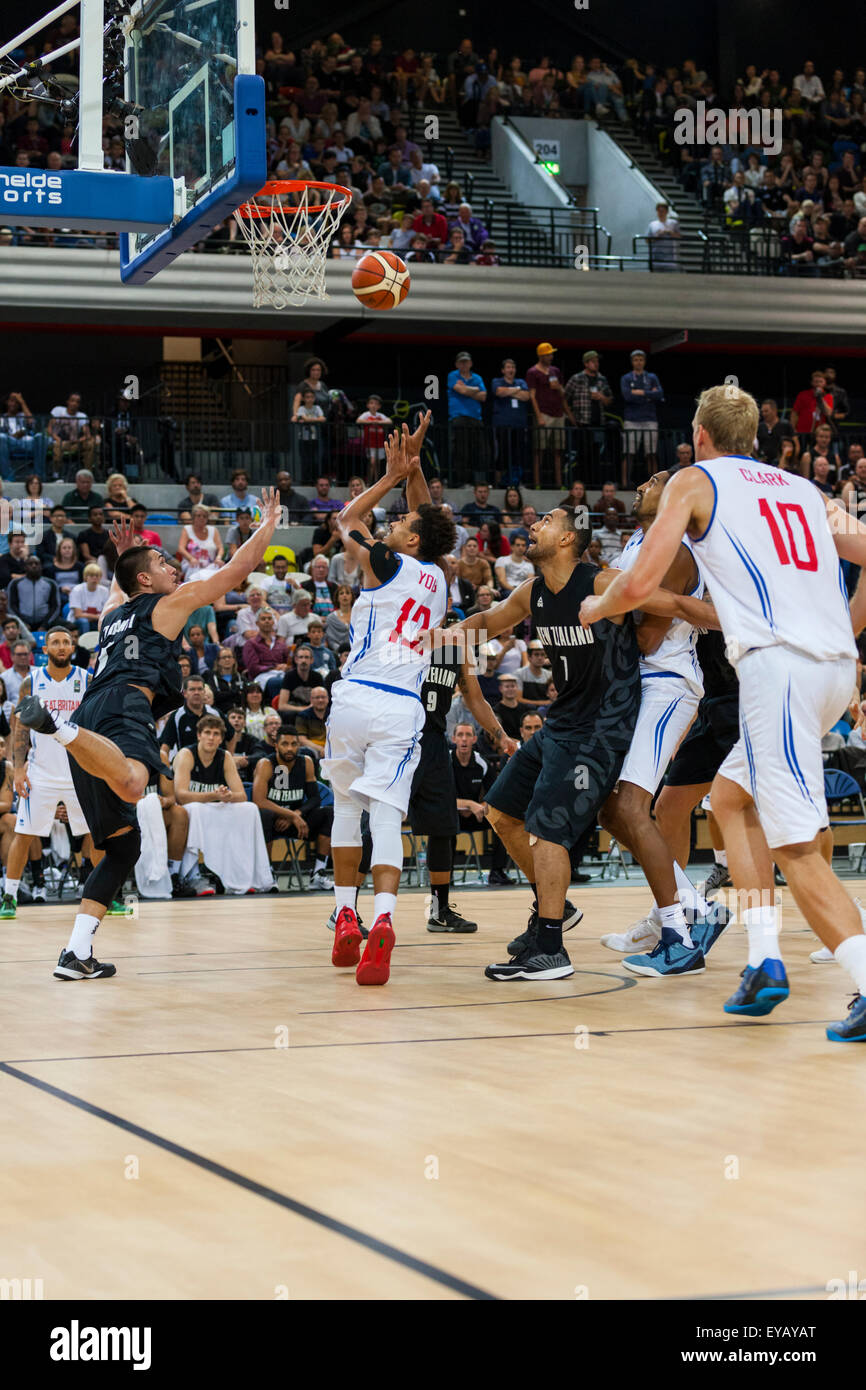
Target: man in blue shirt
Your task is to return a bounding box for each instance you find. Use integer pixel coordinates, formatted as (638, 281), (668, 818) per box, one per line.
(448, 350), (488, 479)
(220, 468), (262, 519)
(491, 358), (530, 484)
(620, 349), (664, 486)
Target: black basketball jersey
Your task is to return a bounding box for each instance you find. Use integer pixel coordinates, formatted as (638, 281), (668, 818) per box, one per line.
(188, 746), (227, 794)
(696, 630), (738, 701)
(531, 564), (640, 741)
(420, 646), (461, 733)
(264, 753), (311, 806)
(91, 593), (183, 719)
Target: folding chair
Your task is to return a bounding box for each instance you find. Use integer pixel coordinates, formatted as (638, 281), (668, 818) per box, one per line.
(824, 769), (866, 872)
(454, 829), (485, 885)
(596, 828), (631, 880)
(401, 825), (422, 886)
(270, 836), (307, 891)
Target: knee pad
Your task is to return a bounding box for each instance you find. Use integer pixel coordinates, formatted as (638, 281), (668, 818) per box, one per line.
(86, 828), (142, 908)
(331, 802), (363, 849)
(368, 798), (404, 870)
(426, 834), (453, 874)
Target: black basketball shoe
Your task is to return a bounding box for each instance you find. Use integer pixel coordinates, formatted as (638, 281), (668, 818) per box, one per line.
(507, 898), (583, 955)
(17, 695), (62, 735)
(427, 903), (478, 933)
(485, 943), (574, 981)
(54, 950), (116, 980)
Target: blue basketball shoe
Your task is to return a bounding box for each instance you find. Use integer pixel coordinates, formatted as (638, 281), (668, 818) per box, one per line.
(623, 927), (706, 976)
(724, 958), (789, 1016)
(689, 901), (733, 957)
(826, 994), (866, 1042)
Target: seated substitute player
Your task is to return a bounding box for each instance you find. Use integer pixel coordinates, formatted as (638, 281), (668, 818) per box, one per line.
(1, 627), (96, 919)
(322, 417), (455, 985)
(135, 766), (199, 899)
(437, 506), (715, 980)
(15, 496), (282, 980)
(579, 382), (866, 1041)
(408, 610), (517, 934)
(597, 471), (729, 976)
(253, 724), (334, 890)
(451, 719), (517, 887)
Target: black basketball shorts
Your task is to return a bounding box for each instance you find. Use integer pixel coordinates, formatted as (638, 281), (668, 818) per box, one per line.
(69, 683), (164, 848)
(408, 731), (460, 837)
(664, 692), (740, 788)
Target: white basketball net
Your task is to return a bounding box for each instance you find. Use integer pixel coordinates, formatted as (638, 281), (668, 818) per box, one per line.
(234, 184), (351, 310)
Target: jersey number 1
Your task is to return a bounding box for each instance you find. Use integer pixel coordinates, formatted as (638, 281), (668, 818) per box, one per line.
(389, 598), (432, 651)
(758, 498), (818, 571)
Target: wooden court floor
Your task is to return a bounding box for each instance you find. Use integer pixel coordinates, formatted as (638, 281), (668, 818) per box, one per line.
(1, 885), (864, 1302)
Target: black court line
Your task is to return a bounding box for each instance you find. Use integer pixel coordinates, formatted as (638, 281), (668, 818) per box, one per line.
(0, 941), (488, 967)
(137, 962), (491, 975)
(299, 972), (637, 1014)
(0, 1061), (498, 1302)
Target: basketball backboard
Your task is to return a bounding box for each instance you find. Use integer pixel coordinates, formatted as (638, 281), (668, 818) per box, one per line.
(0, 0), (265, 283)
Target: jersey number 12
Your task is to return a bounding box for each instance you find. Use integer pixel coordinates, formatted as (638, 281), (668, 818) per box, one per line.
(389, 598), (432, 651)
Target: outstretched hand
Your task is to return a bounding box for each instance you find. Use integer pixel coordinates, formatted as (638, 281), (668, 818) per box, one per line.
(259, 485), (281, 530)
(108, 514), (137, 556)
(383, 427), (414, 483)
(403, 409), (431, 464)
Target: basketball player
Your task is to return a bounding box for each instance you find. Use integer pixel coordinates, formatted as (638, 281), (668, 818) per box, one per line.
(410, 608), (517, 934)
(437, 506), (715, 981)
(16, 494), (281, 979)
(0, 627), (92, 919)
(597, 472), (729, 975)
(579, 383), (866, 1041)
(253, 725), (334, 883)
(322, 420), (455, 985)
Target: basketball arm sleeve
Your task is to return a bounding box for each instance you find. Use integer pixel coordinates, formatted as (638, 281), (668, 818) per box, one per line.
(299, 780), (322, 816)
(348, 531), (400, 583)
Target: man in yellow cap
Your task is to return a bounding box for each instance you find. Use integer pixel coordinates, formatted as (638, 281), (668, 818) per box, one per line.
(527, 342), (575, 489)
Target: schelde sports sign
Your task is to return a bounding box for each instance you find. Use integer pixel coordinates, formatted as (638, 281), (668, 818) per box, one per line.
(0, 168), (175, 233)
(0, 170), (64, 208)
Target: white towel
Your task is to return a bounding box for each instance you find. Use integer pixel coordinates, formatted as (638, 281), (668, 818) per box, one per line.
(135, 792), (173, 898)
(184, 801), (275, 894)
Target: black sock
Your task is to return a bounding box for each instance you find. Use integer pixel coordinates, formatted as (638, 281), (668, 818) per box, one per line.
(528, 883), (537, 910)
(79, 857), (93, 881)
(433, 882), (450, 916)
(536, 915), (563, 954)
(31, 856), (45, 887)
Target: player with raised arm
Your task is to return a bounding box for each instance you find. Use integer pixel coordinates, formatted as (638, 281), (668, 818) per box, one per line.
(322, 417), (456, 985)
(16, 495), (282, 980)
(579, 382), (866, 1041)
(437, 506), (718, 981)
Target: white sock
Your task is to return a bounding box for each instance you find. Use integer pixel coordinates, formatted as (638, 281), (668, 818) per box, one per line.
(334, 885), (357, 915)
(658, 902), (692, 947)
(67, 912), (100, 960)
(714, 849), (728, 867)
(4, 877), (20, 899)
(649, 903), (662, 926)
(180, 849), (198, 878)
(373, 892), (397, 922)
(673, 860), (710, 918)
(168, 860), (181, 875)
(743, 904), (779, 968)
(50, 717), (79, 747)
(835, 933), (866, 995)
(314, 857), (328, 874)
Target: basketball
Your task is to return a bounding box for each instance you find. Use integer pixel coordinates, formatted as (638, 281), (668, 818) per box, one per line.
(351, 250), (411, 310)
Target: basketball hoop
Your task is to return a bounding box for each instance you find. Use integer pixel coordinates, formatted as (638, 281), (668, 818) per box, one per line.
(234, 180), (353, 309)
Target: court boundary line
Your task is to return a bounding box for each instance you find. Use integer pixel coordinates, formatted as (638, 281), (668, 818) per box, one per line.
(0, 1061), (498, 1302)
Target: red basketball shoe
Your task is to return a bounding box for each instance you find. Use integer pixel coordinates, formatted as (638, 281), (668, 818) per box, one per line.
(356, 913), (395, 985)
(331, 907), (363, 968)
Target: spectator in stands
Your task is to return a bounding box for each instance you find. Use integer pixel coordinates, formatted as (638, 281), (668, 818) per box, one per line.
(277, 644), (317, 715)
(823, 364), (850, 420)
(222, 704), (264, 780)
(452, 203), (488, 254)
(225, 508), (256, 558)
(36, 505), (74, 563)
(177, 473), (220, 516)
(514, 640), (553, 706)
(300, 554), (336, 616)
(183, 623), (218, 676)
(0, 392), (47, 480)
(519, 711), (544, 742)
(593, 480), (626, 517)
(61, 468), (102, 519)
(461, 482), (501, 528)
(220, 468), (261, 519)
(501, 484), (524, 521)
(411, 197), (448, 249)
(467, 583), (495, 619)
(448, 351), (487, 476)
(48, 392), (93, 477)
(781, 217), (817, 274)
(47, 536), (82, 604)
(757, 398), (796, 463)
(527, 341), (573, 489)
(66, 563), (109, 634)
(0, 532), (28, 588)
(620, 349), (663, 485)
(494, 531), (534, 595)
(646, 202), (681, 266)
(408, 149), (441, 190)
(440, 180), (464, 221)
(790, 369), (835, 443)
(356, 395), (392, 482)
(457, 535), (493, 591)
(306, 475), (343, 523)
(22, 474), (54, 523)
(206, 647), (248, 714)
(242, 608), (289, 691)
(178, 505), (223, 576)
(3, 641), (34, 706)
(793, 60), (825, 113)
(801, 421), (842, 477)
(811, 456), (836, 495)
(378, 145), (412, 190)
(104, 472), (136, 518)
(304, 619), (337, 676)
(842, 456), (866, 517)
(564, 350), (613, 478)
(295, 687), (331, 759)
(324, 584), (354, 651)
(9, 556), (61, 629)
(592, 507), (624, 565)
(293, 387), (327, 470)
(130, 505), (162, 548)
(275, 470), (308, 521)
(443, 553), (475, 614)
(277, 588), (314, 645)
(258, 555), (299, 616)
(493, 672), (525, 741)
(700, 146), (730, 207)
(843, 215), (866, 274)
(76, 504), (109, 570)
(584, 56), (627, 120)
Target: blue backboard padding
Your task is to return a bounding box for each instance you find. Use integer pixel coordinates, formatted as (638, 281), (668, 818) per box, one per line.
(0, 168), (175, 231)
(119, 74), (267, 285)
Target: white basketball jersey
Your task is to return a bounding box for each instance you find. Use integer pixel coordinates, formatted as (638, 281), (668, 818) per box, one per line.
(27, 665), (89, 780)
(343, 553), (447, 699)
(691, 457), (856, 666)
(613, 530), (704, 694)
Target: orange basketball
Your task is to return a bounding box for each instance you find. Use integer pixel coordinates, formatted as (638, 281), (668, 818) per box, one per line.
(351, 250), (411, 310)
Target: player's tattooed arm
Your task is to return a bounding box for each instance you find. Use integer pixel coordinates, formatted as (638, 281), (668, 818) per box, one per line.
(457, 664), (518, 757)
(0, 759), (13, 815)
(12, 675), (32, 790)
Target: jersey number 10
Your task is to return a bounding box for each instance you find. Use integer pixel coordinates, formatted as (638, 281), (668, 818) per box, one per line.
(758, 498), (818, 572)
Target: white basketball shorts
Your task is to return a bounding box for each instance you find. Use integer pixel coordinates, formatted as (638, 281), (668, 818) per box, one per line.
(15, 776), (89, 837)
(321, 679), (425, 816)
(717, 646), (855, 849)
(618, 674), (701, 795)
